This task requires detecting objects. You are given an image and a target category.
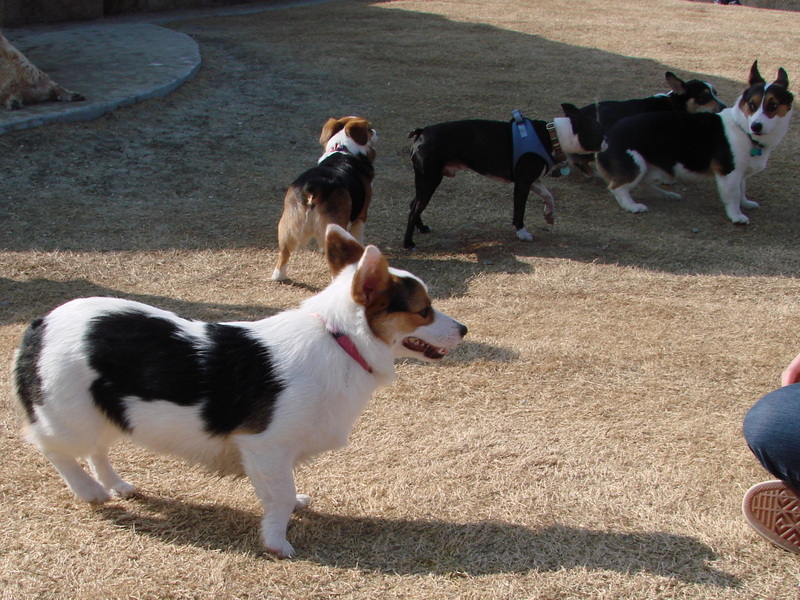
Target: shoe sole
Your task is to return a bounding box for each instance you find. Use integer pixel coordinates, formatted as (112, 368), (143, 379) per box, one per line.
(742, 480), (800, 553)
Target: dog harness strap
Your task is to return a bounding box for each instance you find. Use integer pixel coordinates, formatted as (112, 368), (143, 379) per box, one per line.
(511, 110), (554, 177)
(310, 313), (373, 373)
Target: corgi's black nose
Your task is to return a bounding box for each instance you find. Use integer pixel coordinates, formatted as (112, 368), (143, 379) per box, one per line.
(751, 122), (763, 134)
(458, 323), (468, 338)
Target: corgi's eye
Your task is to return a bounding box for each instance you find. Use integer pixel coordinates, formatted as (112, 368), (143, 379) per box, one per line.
(748, 102), (758, 112)
(767, 102), (778, 112)
(418, 306), (432, 319)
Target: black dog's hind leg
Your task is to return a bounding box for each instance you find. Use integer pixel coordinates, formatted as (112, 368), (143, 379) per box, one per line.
(404, 172), (442, 249)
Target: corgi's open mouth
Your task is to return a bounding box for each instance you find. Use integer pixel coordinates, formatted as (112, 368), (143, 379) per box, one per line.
(403, 336), (449, 360)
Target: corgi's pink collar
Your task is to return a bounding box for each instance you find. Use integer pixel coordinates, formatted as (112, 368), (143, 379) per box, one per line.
(312, 313), (373, 373)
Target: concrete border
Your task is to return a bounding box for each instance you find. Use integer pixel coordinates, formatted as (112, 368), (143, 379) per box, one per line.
(0, 0), (333, 134)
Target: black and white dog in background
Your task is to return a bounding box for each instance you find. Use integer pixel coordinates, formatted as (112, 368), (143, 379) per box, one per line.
(404, 103), (606, 249)
(597, 61), (793, 223)
(569, 72), (726, 176)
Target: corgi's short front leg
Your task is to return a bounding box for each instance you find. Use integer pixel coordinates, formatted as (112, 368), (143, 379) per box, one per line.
(738, 178), (759, 209)
(238, 442), (300, 558)
(716, 173), (750, 223)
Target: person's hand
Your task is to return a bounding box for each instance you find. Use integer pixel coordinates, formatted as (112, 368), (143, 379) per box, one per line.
(781, 352), (800, 387)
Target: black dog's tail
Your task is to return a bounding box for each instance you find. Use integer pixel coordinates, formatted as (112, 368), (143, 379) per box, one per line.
(407, 128), (425, 141)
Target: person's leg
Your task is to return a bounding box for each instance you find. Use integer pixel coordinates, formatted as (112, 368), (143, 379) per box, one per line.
(742, 384), (800, 552)
(743, 384), (800, 492)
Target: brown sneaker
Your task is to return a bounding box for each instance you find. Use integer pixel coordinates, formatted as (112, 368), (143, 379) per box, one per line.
(743, 480), (800, 553)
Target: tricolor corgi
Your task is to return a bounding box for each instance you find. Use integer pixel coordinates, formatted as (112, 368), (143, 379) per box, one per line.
(570, 72), (725, 176)
(13, 225), (467, 558)
(272, 116), (377, 282)
(596, 61), (793, 223)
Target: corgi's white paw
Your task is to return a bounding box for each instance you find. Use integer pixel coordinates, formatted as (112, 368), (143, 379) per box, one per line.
(729, 213), (750, 224)
(741, 198), (759, 209)
(112, 481), (138, 499)
(271, 268), (287, 282)
(294, 494), (311, 512)
(263, 537), (296, 559)
(76, 482), (113, 504)
(628, 203), (648, 213)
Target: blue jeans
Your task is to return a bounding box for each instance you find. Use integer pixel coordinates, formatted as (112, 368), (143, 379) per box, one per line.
(743, 383), (800, 492)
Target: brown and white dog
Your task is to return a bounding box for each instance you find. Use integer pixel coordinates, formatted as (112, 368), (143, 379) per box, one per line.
(0, 29), (85, 110)
(13, 225), (467, 558)
(272, 116), (377, 282)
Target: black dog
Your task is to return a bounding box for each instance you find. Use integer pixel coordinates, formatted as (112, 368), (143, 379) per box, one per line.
(404, 103), (605, 249)
(569, 72), (726, 176)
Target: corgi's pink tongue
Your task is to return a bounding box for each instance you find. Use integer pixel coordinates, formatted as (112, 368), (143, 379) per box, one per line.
(403, 336), (448, 359)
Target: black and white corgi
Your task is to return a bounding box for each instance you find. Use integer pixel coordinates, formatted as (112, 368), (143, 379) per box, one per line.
(404, 103), (605, 249)
(13, 225), (467, 558)
(596, 61), (793, 223)
(570, 72), (725, 176)
(272, 116), (377, 282)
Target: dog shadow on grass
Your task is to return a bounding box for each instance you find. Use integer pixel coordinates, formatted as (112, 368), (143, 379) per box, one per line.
(97, 496), (739, 588)
(0, 277), (282, 325)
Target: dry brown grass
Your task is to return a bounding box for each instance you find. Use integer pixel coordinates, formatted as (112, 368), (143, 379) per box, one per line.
(1, 0), (800, 598)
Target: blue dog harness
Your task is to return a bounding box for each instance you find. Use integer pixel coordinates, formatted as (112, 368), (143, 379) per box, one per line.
(511, 110), (557, 179)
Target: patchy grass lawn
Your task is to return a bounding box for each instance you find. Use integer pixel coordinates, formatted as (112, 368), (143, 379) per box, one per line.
(1, 1), (799, 598)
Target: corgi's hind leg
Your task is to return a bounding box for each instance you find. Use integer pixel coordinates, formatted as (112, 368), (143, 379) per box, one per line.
(273, 211), (304, 282)
(28, 416), (124, 503)
(88, 448), (137, 499)
(609, 183), (649, 213)
(639, 170), (681, 201)
(43, 450), (112, 504)
(597, 149), (649, 213)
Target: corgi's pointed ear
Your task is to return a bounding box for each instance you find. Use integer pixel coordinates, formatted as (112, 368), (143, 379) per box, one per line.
(351, 245), (392, 309)
(345, 119), (370, 146)
(560, 103), (579, 120)
(775, 67), (789, 89)
(320, 118), (343, 146)
(749, 61), (765, 86)
(665, 72), (687, 94)
(325, 225), (364, 277)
